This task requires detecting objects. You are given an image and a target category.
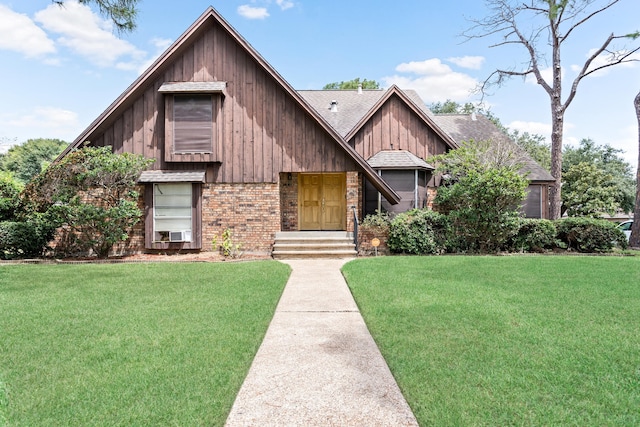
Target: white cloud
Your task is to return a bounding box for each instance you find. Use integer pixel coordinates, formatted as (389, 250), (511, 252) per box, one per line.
(507, 120), (552, 139)
(3, 107), (80, 136)
(0, 4), (56, 57)
(238, 5), (269, 19)
(396, 58), (452, 75)
(276, 0), (295, 10)
(383, 58), (479, 103)
(447, 56), (485, 70)
(34, 1), (145, 68)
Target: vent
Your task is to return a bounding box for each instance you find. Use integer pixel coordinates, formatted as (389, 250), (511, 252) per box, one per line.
(169, 230), (192, 242)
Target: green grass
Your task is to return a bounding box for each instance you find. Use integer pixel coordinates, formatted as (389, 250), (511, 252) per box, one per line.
(0, 261), (290, 426)
(343, 256), (640, 426)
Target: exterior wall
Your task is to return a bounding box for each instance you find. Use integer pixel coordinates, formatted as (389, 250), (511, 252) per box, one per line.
(280, 172), (298, 231)
(202, 182), (281, 254)
(350, 94), (450, 161)
(88, 20), (357, 183)
(346, 171), (361, 233)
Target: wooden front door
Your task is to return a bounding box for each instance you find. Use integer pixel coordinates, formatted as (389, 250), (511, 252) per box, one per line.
(299, 173), (346, 230)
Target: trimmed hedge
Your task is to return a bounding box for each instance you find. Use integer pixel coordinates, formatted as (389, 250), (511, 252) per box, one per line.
(0, 220), (56, 259)
(556, 217), (627, 253)
(388, 209), (450, 255)
(507, 218), (557, 253)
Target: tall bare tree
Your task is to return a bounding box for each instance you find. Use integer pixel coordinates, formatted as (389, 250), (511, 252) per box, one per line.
(630, 90), (640, 248)
(464, 0), (639, 219)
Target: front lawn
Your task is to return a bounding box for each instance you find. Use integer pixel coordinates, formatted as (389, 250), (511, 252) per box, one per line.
(343, 256), (640, 426)
(0, 261), (290, 426)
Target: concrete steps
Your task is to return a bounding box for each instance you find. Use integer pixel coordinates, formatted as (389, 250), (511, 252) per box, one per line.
(272, 231), (357, 259)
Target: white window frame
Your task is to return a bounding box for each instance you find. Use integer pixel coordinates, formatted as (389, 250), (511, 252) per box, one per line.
(153, 183), (192, 242)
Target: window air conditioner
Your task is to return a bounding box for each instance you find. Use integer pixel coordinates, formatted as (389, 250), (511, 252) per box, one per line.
(169, 230), (192, 242)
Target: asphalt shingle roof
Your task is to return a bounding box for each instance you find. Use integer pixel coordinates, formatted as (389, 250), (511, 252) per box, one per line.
(138, 170), (206, 183)
(367, 150), (434, 170)
(431, 114), (555, 182)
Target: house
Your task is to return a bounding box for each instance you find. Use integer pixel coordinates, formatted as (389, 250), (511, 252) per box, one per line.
(58, 6), (553, 256)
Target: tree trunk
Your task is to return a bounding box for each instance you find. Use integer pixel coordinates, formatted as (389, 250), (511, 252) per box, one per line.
(629, 90), (640, 248)
(548, 38), (564, 221)
(549, 104), (564, 220)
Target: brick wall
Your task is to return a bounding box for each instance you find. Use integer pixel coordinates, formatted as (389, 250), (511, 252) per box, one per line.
(202, 182), (281, 254)
(280, 172), (298, 231)
(346, 171), (361, 233)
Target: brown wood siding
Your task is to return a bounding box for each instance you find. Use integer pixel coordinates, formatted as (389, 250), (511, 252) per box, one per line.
(82, 21), (355, 183)
(352, 95), (449, 161)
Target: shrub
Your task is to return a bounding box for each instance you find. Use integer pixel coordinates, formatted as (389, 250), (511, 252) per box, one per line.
(0, 172), (22, 221)
(360, 210), (391, 229)
(0, 217), (56, 259)
(507, 219), (557, 252)
(21, 147), (153, 258)
(555, 217), (627, 252)
(435, 167), (527, 252)
(388, 209), (450, 255)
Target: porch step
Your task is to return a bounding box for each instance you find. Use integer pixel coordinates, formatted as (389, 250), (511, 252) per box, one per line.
(272, 232), (357, 259)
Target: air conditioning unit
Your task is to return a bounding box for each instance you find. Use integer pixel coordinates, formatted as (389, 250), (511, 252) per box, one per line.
(169, 230), (192, 242)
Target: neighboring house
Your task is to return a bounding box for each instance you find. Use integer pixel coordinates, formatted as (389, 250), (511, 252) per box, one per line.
(57, 6), (553, 255)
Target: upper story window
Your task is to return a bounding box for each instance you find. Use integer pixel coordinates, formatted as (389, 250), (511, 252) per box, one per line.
(159, 81), (226, 163)
(173, 95), (213, 153)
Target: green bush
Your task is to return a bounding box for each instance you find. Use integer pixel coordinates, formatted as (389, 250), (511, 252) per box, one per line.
(0, 217), (56, 259)
(361, 210), (391, 229)
(0, 172), (22, 221)
(555, 217), (627, 252)
(388, 209), (450, 255)
(507, 219), (557, 252)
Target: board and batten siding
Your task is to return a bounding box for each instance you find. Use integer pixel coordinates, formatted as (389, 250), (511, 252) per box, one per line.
(88, 22), (356, 183)
(351, 95), (448, 161)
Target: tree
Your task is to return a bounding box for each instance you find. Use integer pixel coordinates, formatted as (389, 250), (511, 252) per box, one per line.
(562, 138), (635, 214)
(434, 139), (529, 252)
(53, 0), (139, 32)
(322, 78), (380, 90)
(22, 146), (153, 258)
(465, 0), (639, 220)
(0, 138), (68, 184)
(630, 90), (640, 248)
(430, 99), (477, 114)
(562, 162), (618, 217)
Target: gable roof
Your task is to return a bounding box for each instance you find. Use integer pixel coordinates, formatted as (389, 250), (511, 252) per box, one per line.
(432, 113), (555, 182)
(298, 86), (458, 150)
(58, 7), (399, 204)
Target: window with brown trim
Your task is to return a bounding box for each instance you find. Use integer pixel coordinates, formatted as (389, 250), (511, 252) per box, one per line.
(173, 95), (213, 153)
(164, 94), (221, 162)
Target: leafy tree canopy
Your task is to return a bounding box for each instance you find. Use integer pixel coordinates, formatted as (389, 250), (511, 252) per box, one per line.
(0, 138), (68, 184)
(562, 162), (618, 218)
(53, 0), (139, 32)
(323, 78), (380, 90)
(562, 138), (635, 214)
(0, 172), (22, 221)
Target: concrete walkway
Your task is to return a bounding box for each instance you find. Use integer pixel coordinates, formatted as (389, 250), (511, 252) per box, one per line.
(225, 259), (419, 427)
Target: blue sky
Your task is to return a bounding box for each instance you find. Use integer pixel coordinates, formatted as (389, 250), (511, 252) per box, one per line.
(1, 1), (639, 167)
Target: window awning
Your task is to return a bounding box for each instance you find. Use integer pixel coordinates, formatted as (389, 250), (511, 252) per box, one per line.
(158, 81), (226, 93)
(138, 170), (206, 183)
(367, 150), (434, 171)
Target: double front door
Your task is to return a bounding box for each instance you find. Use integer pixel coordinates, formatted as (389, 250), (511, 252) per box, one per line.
(299, 173), (346, 230)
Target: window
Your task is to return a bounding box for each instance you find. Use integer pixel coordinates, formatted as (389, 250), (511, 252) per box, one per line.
(173, 95), (213, 153)
(153, 183), (192, 242)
